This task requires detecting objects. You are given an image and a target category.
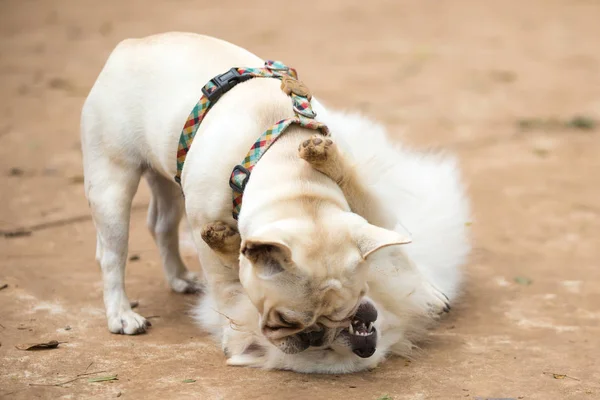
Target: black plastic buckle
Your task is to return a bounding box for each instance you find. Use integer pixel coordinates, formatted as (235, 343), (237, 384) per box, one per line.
(202, 68), (251, 103)
(230, 165), (251, 193)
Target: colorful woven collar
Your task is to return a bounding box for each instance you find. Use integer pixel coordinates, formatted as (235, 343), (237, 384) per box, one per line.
(175, 60), (329, 220)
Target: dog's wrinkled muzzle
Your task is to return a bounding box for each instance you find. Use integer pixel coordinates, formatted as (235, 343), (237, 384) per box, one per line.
(340, 300), (378, 358)
(298, 329), (326, 348)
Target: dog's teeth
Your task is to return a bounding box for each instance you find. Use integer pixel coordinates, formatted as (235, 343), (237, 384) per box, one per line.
(368, 322), (374, 332)
(349, 325), (354, 335)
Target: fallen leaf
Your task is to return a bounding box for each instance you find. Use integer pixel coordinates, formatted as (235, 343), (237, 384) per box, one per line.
(16, 340), (60, 351)
(8, 167), (24, 176)
(566, 115), (596, 131)
(514, 276), (532, 286)
(48, 77), (74, 91)
(543, 371), (580, 381)
(377, 396), (393, 400)
(64, 325), (71, 331)
(69, 175), (85, 184)
(88, 375), (118, 383)
(532, 148), (549, 157)
(490, 70), (517, 83)
(182, 379), (196, 383)
(129, 254), (140, 262)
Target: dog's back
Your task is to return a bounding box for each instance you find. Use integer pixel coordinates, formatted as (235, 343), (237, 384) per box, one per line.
(81, 32), (266, 178)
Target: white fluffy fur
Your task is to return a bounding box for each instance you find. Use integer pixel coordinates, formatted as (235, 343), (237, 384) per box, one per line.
(195, 109), (471, 373)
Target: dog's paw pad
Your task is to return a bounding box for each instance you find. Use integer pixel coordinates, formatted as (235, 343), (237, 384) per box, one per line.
(108, 310), (150, 335)
(298, 135), (334, 164)
(425, 283), (451, 318)
(201, 221), (240, 251)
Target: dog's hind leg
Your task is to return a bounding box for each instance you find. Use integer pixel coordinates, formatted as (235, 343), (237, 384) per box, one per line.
(145, 171), (202, 294)
(298, 136), (388, 227)
(85, 158), (150, 335)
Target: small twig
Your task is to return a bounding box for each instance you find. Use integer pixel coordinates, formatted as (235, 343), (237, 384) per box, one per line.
(29, 369), (110, 387)
(29, 376), (86, 387)
(83, 362), (93, 374)
(77, 369), (107, 377)
(1, 388), (29, 397)
(211, 308), (248, 333)
(543, 371), (581, 381)
(145, 315), (161, 319)
(1, 203), (147, 237)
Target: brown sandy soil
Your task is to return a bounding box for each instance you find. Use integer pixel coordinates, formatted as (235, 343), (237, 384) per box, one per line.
(1, 0), (599, 399)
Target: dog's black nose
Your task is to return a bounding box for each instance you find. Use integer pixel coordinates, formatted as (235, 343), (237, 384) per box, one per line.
(307, 329), (325, 347)
(354, 300), (378, 323)
(353, 346), (376, 358)
(298, 329), (326, 348)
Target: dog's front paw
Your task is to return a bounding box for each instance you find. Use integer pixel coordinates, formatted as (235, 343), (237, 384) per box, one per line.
(169, 271), (204, 294)
(424, 283), (451, 318)
(298, 135), (336, 166)
(222, 327), (266, 368)
(107, 310), (151, 335)
(201, 221), (241, 253)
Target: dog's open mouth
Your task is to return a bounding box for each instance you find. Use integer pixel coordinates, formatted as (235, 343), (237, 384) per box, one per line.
(341, 300), (378, 358)
(349, 319), (375, 337)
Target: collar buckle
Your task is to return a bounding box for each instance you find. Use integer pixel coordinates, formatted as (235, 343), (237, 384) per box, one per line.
(229, 164), (251, 193)
(202, 68), (250, 103)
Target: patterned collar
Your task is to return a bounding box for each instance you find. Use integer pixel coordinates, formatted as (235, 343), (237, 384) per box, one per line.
(175, 60), (329, 219)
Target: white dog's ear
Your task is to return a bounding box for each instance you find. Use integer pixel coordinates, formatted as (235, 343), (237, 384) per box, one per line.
(355, 223), (411, 259)
(241, 238), (292, 278)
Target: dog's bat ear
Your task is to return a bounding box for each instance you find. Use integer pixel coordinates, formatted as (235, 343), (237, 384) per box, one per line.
(355, 223), (411, 259)
(241, 238), (291, 277)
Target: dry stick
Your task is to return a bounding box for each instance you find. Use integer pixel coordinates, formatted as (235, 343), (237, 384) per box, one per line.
(29, 376), (86, 387)
(77, 370), (108, 377)
(543, 372), (581, 381)
(1, 203), (148, 235)
(28, 370), (109, 387)
(83, 362), (94, 374)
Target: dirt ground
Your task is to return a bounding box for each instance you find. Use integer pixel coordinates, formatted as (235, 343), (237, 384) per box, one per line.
(1, 0), (599, 399)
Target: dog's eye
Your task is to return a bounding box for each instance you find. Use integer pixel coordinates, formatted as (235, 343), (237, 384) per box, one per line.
(276, 311), (301, 329)
(265, 325), (283, 332)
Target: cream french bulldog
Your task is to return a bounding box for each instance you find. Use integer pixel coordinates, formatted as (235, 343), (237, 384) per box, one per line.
(82, 32), (408, 338)
(196, 112), (470, 373)
(81, 33), (468, 368)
